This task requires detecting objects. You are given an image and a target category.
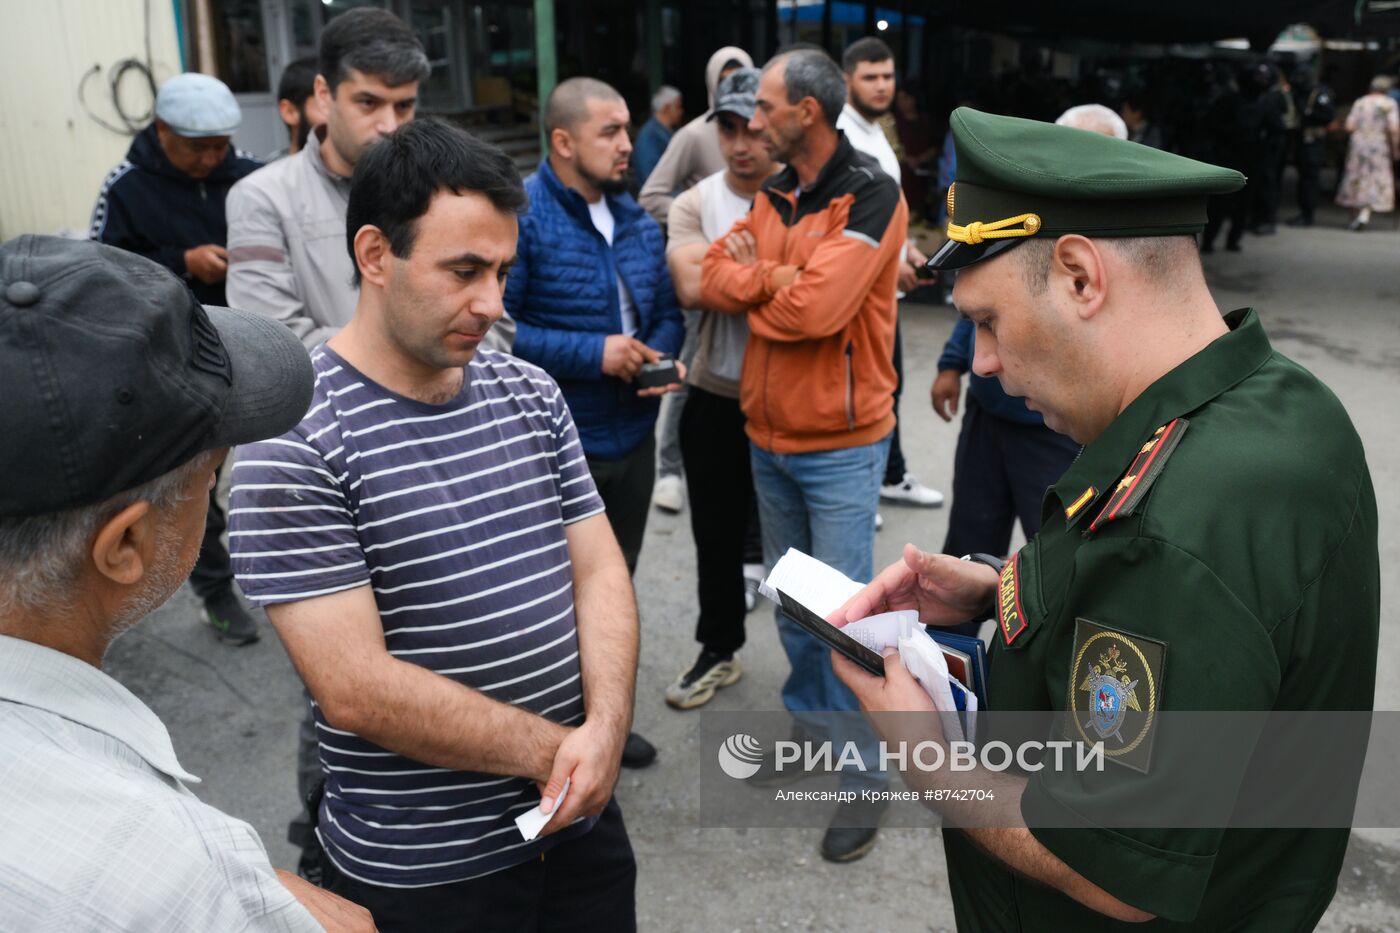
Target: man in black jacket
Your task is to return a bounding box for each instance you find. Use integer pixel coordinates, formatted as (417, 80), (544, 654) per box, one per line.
(1287, 65), (1337, 228)
(91, 73), (261, 307)
(90, 72), (263, 644)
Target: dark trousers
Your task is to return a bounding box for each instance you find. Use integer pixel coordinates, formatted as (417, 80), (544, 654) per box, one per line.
(679, 386), (755, 656)
(1203, 188), (1249, 249)
(288, 691), (321, 849)
(941, 395), (1080, 558)
(1296, 141), (1325, 222)
(188, 466), (234, 600)
(586, 433), (656, 575)
(1252, 145), (1286, 226)
(883, 318), (907, 485)
(322, 799), (637, 933)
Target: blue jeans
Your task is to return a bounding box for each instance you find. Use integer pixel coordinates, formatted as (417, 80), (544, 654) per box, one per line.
(750, 433), (891, 790)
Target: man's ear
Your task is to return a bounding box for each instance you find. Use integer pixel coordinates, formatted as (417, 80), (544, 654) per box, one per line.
(550, 127), (575, 161)
(278, 98), (300, 127)
(798, 97), (819, 128)
(1051, 235), (1109, 319)
(353, 225), (392, 287)
(313, 74), (332, 109)
(90, 501), (156, 588)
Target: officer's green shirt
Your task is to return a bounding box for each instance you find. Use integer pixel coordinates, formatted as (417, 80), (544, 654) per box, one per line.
(944, 308), (1380, 931)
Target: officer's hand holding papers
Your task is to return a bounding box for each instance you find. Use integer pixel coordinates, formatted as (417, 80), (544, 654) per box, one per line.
(760, 549), (981, 740)
(821, 546), (1030, 836)
(834, 542), (1000, 628)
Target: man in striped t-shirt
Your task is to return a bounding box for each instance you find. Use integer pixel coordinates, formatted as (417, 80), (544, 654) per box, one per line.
(229, 120), (639, 931)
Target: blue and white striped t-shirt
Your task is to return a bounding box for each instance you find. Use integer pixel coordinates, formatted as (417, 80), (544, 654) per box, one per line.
(228, 346), (605, 888)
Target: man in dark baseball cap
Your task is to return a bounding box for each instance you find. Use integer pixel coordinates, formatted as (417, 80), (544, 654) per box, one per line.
(0, 237), (372, 931)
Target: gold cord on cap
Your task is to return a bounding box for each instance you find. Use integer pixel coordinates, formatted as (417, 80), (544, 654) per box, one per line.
(946, 212), (1043, 245)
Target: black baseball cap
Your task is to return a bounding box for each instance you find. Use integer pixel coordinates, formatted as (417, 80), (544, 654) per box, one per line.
(0, 236), (315, 517)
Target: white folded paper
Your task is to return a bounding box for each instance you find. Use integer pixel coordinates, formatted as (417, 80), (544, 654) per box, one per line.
(515, 777), (570, 841)
(763, 548), (977, 742)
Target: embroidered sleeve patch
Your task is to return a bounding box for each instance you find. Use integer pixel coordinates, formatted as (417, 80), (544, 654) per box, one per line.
(997, 554), (1027, 646)
(1065, 618), (1168, 774)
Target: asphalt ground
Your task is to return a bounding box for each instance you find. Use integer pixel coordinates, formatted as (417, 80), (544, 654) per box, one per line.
(106, 204), (1400, 932)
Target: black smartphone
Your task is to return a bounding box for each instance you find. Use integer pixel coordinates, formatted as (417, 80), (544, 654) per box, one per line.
(637, 355), (681, 388)
(776, 590), (886, 676)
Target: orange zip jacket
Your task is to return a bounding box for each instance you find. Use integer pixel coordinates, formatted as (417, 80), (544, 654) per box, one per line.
(700, 133), (905, 454)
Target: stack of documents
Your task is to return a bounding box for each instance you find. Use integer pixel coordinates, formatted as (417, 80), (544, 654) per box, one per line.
(761, 548), (987, 742)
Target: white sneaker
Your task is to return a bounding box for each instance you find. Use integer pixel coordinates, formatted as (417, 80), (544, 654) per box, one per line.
(742, 563), (764, 612)
(652, 473), (685, 513)
(875, 512), (884, 531)
(880, 472), (945, 507)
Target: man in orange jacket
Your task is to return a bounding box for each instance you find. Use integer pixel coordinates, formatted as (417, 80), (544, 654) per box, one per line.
(700, 48), (906, 864)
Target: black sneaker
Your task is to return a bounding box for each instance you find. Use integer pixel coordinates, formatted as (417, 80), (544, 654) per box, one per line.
(621, 731), (657, 768)
(203, 589), (259, 646)
(819, 797), (888, 863)
(296, 838), (324, 885)
(665, 650), (742, 710)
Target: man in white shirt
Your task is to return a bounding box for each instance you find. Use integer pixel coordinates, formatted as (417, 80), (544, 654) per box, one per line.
(836, 36), (943, 510)
(0, 236), (370, 933)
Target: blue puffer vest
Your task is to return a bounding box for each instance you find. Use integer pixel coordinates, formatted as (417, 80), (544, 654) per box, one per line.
(506, 159), (684, 460)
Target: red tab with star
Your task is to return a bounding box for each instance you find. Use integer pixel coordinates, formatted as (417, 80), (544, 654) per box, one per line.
(1087, 418), (1190, 534)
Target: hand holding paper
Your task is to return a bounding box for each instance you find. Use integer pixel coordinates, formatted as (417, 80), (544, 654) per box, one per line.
(835, 543), (999, 628)
(762, 549), (981, 740)
(516, 778), (571, 841)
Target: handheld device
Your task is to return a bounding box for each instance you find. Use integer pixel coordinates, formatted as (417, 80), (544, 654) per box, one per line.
(637, 354), (682, 389)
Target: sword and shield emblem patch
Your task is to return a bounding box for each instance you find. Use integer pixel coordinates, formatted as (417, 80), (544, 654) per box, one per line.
(1065, 618), (1167, 773)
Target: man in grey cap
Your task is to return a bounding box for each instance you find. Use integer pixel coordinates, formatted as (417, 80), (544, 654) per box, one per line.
(662, 67), (775, 711)
(0, 236), (372, 932)
(90, 72), (265, 646)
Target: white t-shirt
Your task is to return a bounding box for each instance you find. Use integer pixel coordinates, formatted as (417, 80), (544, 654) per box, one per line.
(587, 197), (639, 337)
(838, 102), (909, 295)
(838, 103), (901, 184)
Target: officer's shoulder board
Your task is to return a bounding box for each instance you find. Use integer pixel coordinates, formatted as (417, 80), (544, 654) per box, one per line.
(1087, 418), (1190, 534)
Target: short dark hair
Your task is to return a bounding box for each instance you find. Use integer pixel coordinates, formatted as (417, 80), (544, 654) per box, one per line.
(543, 77), (625, 135)
(319, 8), (430, 93)
(842, 37), (894, 74)
(346, 118), (527, 286)
(277, 56), (318, 105)
(766, 50), (846, 127)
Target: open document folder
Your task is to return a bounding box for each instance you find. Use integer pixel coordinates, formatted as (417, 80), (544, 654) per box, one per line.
(759, 548), (984, 743)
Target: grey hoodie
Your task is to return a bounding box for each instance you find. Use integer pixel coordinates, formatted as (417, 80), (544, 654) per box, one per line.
(638, 46), (754, 229)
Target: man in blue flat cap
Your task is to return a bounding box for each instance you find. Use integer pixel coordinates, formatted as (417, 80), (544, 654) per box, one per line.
(90, 72), (264, 646)
(91, 73), (261, 310)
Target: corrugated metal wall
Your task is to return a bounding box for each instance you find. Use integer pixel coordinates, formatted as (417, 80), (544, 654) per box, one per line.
(0, 0), (182, 239)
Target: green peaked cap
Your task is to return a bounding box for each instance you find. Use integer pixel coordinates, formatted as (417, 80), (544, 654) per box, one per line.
(928, 107), (1246, 271)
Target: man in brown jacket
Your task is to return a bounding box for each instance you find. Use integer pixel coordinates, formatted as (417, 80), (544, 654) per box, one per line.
(700, 48), (906, 864)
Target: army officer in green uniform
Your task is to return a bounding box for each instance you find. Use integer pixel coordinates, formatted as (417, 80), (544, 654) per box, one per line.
(831, 108), (1380, 930)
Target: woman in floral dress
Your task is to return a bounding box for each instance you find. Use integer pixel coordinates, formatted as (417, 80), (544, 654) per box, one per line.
(1336, 76), (1400, 230)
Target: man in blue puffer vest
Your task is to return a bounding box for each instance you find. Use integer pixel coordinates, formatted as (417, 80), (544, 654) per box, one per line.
(507, 77), (685, 769)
